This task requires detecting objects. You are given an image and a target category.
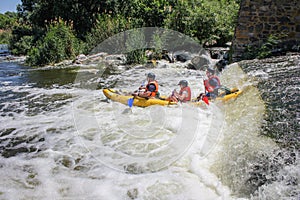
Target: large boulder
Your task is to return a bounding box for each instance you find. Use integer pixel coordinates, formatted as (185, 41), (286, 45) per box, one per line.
(173, 51), (192, 62)
(191, 54), (212, 70)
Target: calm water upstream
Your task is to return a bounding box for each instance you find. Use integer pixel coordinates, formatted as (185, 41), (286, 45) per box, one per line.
(0, 55), (299, 200)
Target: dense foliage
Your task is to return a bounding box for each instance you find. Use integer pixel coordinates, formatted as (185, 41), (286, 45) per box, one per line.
(243, 33), (300, 60)
(26, 20), (83, 66)
(8, 0), (240, 66)
(0, 12), (18, 44)
(165, 0), (239, 45)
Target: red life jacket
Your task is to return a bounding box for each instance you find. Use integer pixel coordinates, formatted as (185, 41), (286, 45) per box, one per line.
(204, 76), (220, 93)
(179, 86), (191, 102)
(145, 80), (159, 97)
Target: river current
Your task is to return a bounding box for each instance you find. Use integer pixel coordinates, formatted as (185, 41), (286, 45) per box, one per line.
(0, 53), (299, 200)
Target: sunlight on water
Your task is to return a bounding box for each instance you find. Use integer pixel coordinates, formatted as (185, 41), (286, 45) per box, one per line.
(0, 61), (270, 200)
(72, 64), (222, 174)
(0, 58), (298, 199)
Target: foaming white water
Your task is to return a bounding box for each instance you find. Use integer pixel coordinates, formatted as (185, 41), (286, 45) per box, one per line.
(209, 64), (300, 200)
(71, 99), (234, 200)
(1, 61), (295, 200)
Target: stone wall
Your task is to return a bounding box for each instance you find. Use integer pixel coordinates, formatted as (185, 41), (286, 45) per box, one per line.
(232, 0), (300, 61)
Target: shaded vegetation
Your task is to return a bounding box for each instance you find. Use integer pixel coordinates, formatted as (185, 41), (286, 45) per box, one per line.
(0, 12), (18, 44)
(243, 34), (300, 60)
(4, 0), (241, 65)
(26, 20), (84, 66)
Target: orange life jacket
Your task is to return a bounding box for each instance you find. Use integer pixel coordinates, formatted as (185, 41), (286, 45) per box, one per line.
(179, 86), (191, 102)
(204, 76), (221, 93)
(145, 80), (159, 97)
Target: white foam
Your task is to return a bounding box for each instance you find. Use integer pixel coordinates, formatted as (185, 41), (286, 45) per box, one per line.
(1, 62), (296, 200)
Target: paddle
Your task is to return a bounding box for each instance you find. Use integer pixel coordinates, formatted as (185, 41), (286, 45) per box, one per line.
(127, 80), (147, 108)
(195, 80), (209, 105)
(202, 95), (209, 105)
(202, 80), (209, 105)
(127, 96), (135, 108)
(122, 94), (136, 114)
(196, 93), (209, 105)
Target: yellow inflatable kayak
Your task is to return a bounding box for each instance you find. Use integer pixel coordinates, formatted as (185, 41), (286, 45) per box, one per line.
(216, 88), (243, 102)
(103, 88), (242, 107)
(191, 88), (243, 107)
(103, 88), (177, 107)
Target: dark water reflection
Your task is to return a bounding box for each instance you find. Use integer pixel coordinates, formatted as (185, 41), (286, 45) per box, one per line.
(0, 62), (79, 88)
(27, 68), (79, 88)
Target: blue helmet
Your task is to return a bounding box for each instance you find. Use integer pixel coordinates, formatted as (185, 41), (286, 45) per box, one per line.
(178, 80), (188, 87)
(147, 72), (156, 79)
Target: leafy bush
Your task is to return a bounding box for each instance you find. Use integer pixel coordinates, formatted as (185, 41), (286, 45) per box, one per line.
(0, 12), (17, 46)
(257, 35), (280, 59)
(0, 30), (12, 44)
(10, 35), (33, 55)
(85, 14), (142, 53)
(9, 24), (34, 55)
(243, 34), (287, 60)
(10, 0), (241, 65)
(0, 12), (17, 30)
(125, 29), (147, 64)
(26, 20), (84, 66)
(86, 0), (240, 53)
(164, 0), (239, 46)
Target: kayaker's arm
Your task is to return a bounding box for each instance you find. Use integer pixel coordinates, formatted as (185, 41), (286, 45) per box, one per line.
(173, 90), (187, 102)
(138, 85), (146, 91)
(137, 91), (152, 98)
(136, 83), (157, 98)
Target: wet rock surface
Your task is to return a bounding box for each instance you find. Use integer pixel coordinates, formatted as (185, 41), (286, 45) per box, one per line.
(239, 53), (300, 148)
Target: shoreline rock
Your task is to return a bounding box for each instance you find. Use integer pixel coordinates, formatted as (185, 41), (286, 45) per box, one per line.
(0, 55), (27, 64)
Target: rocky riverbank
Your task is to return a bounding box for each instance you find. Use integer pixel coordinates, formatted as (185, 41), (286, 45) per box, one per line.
(0, 55), (26, 63)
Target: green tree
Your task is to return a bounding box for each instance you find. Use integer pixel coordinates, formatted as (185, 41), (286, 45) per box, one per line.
(130, 0), (173, 27)
(125, 28), (147, 64)
(85, 14), (136, 53)
(26, 20), (83, 66)
(0, 12), (17, 29)
(17, 0), (111, 39)
(0, 12), (18, 44)
(9, 24), (34, 55)
(164, 0), (239, 46)
(11, 0), (241, 64)
(0, 30), (12, 44)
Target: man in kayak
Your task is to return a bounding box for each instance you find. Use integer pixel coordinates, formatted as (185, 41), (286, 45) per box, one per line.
(132, 72), (159, 98)
(167, 80), (191, 103)
(197, 67), (232, 103)
(196, 67), (221, 104)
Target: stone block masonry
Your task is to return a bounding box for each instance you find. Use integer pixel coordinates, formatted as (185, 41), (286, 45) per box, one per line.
(232, 0), (300, 61)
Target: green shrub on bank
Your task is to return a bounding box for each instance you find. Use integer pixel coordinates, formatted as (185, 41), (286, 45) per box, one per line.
(0, 12), (17, 30)
(0, 12), (17, 47)
(85, 14), (142, 53)
(9, 24), (34, 55)
(164, 0), (239, 46)
(11, 35), (33, 55)
(125, 29), (147, 64)
(10, 0), (241, 65)
(0, 30), (12, 44)
(26, 20), (84, 66)
(243, 34), (289, 60)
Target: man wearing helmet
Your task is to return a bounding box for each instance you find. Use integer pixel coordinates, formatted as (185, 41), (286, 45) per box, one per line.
(132, 72), (159, 98)
(197, 67), (221, 102)
(167, 80), (191, 103)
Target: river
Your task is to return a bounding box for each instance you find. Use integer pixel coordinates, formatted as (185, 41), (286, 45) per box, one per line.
(0, 52), (299, 199)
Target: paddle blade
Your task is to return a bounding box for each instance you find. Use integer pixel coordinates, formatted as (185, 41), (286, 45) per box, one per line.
(202, 96), (209, 105)
(128, 98), (134, 108)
